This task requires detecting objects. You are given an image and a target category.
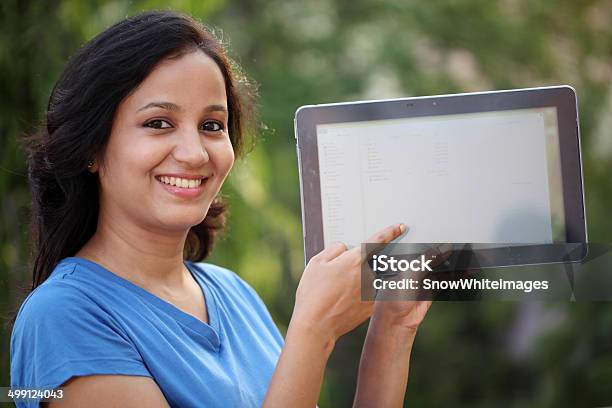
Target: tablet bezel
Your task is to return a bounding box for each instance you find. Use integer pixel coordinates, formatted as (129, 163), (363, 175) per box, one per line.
(295, 86), (587, 265)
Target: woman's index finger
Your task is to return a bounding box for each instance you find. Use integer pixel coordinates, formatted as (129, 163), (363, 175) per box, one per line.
(335, 224), (407, 264)
(366, 223), (406, 244)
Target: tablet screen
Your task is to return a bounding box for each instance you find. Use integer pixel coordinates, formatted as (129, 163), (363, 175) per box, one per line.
(316, 107), (566, 247)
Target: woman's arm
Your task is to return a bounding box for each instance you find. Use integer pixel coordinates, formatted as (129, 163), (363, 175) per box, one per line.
(263, 224), (405, 408)
(47, 375), (169, 407)
(261, 318), (335, 407)
(352, 301), (432, 408)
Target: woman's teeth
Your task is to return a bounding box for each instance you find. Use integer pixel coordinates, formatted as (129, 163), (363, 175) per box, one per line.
(159, 176), (203, 189)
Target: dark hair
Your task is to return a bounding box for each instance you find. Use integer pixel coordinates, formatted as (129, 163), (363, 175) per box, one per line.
(27, 11), (256, 289)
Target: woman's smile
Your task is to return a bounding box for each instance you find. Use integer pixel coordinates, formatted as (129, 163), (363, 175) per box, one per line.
(155, 174), (212, 198)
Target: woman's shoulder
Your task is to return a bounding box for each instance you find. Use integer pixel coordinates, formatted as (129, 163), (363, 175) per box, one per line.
(11, 260), (150, 390)
(14, 259), (108, 329)
(12, 258), (138, 356)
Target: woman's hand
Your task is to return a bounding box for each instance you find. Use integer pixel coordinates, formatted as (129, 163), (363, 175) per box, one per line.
(263, 223), (405, 408)
(292, 223), (407, 346)
(369, 242), (453, 332)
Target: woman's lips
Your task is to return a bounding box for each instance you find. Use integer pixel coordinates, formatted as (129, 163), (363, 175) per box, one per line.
(156, 175), (209, 198)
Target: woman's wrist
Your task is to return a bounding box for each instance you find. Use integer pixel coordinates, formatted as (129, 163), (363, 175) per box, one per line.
(286, 316), (337, 357)
(370, 306), (420, 340)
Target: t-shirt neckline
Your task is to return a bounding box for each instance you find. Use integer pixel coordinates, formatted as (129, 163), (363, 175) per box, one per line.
(60, 256), (221, 351)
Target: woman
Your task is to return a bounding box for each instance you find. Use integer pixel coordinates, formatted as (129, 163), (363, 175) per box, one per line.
(10, 10), (431, 408)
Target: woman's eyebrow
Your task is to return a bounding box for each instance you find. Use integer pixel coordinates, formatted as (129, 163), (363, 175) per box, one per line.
(204, 104), (228, 114)
(136, 102), (227, 114)
(137, 101), (181, 112)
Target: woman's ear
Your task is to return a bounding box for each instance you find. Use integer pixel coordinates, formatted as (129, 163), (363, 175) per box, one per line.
(87, 160), (99, 173)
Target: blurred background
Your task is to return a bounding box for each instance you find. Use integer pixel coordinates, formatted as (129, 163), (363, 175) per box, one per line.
(1, 0), (611, 406)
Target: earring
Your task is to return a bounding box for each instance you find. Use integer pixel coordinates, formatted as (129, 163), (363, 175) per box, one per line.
(87, 161), (94, 168)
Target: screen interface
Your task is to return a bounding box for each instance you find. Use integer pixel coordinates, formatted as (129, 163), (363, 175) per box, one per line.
(316, 107), (566, 247)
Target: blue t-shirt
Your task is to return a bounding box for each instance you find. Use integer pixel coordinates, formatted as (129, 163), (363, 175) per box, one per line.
(11, 257), (284, 407)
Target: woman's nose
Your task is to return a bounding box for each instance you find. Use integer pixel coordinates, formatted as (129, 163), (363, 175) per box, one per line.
(172, 127), (209, 167)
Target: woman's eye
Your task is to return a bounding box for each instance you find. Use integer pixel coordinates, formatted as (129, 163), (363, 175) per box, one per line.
(144, 119), (172, 129)
(201, 121), (224, 132)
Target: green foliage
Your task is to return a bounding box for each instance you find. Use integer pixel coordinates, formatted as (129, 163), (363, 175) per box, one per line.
(1, 0), (611, 406)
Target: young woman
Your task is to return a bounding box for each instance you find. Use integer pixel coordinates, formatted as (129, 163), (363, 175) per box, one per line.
(10, 11), (431, 408)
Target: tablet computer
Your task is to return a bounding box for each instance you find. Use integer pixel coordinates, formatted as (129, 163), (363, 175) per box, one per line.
(295, 86), (587, 267)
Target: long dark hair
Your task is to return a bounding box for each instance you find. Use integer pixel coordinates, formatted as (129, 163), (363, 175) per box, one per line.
(27, 11), (256, 289)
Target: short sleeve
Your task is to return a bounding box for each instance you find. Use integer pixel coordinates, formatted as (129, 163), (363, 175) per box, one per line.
(10, 280), (151, 406)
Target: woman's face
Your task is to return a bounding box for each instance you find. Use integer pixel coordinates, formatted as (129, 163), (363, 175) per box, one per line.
(96, 50), (234, 235)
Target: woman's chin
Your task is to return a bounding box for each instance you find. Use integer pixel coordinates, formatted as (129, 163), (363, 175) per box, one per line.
(153, 214), (209, 233)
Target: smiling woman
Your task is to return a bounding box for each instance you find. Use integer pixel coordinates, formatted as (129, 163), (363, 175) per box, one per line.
(10, 10), (430, 408)
(83, 50), (234, 238)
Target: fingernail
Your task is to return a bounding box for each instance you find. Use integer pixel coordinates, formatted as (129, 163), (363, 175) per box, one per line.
(399, 223), (407, 234)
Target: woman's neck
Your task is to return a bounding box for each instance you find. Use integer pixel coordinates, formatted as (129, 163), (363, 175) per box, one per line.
(76, 216), (191, 291)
